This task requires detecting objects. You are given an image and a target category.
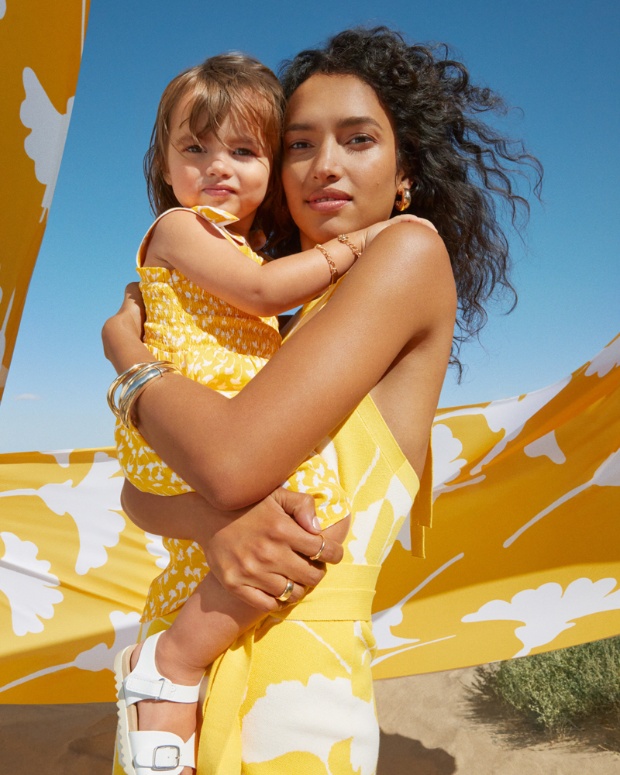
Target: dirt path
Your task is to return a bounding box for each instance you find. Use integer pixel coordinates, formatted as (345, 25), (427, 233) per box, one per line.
(1, 665), (618, 774)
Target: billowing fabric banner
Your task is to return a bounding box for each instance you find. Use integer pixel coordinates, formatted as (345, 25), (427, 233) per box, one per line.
(372, 333), (620, 677)
(0, 0), (88, 401)
(1, 335), (619, 702)
(0, 0), (618, 707)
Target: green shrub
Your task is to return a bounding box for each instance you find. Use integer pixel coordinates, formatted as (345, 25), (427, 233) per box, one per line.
(473, 636), (620, 735)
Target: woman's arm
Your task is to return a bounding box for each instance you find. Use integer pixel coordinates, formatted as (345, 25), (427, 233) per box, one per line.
(104, 223), (455, 509)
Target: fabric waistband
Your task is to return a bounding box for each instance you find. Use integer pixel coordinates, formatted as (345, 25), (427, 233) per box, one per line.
(271, 563), (381, 622)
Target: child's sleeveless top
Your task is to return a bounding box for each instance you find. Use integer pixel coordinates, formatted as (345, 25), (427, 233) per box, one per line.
(138, 205), (282, 390)
(114, 207), (350, 622)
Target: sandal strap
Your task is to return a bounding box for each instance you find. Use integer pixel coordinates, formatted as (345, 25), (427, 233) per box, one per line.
(129, 730), (195, 774)
(123, 632), (203, 706)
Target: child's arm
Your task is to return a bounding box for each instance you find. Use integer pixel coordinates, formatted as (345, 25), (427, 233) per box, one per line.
(145, 209), (427, 317)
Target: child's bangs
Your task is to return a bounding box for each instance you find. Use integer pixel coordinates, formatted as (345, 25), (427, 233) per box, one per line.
(183, 81), (227, 141)
(185, 82), (279, 158)
(229, 99), (280, 157)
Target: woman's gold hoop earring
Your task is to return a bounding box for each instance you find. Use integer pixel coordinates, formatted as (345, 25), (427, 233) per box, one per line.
(394, 187), (412, 212)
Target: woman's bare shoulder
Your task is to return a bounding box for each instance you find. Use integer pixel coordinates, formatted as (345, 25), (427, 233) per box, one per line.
(339, 221), (456, 333)
(358, 223), (455, 468)
(372, 221), (452, 282)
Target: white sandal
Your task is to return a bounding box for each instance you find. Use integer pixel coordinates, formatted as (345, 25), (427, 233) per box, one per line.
(114, 631), (202, 775)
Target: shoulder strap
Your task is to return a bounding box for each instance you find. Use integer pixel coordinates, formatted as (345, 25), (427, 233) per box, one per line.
(413, 443), (433, 526)
(136, 205), (245, 268)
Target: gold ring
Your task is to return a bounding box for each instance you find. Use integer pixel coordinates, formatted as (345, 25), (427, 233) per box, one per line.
(276, 578), (294, 602)
(308, 534), (326, 562)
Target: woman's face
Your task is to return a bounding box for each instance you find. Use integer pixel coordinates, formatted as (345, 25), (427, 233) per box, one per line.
(282, 74), (410, 249)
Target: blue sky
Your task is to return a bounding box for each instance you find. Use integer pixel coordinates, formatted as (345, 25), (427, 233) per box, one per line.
(1, 0), (619, 452)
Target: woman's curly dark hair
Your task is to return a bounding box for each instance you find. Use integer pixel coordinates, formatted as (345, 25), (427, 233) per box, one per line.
(275, 26), (543, 371)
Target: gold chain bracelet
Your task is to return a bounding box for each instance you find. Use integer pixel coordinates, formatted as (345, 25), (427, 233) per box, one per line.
(337, 233), (362, 261)
(315, 243), (338, 284)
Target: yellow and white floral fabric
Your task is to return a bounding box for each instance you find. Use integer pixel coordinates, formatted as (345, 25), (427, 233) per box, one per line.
(0, 0), (88, 403)
(2, 334), (620, 708)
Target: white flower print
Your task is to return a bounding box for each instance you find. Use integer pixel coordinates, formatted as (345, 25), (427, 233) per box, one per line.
(0, 532), (62, 636)
(504, 448), (620, 547)
(524, 430), (566, 464)
(0, 610), (141, 695)
(20, 67), (74, 221)
(74, 610), (141, 672)
(462, 577), (620, 657)
(0, 451), (125, 575)
(436, 376), (570, 477)
(430, 422), (484, 500)
(584, 334), (620, 378)
(242, 674), (379, 775)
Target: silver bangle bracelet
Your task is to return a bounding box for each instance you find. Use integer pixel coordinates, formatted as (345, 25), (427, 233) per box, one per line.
(107, 361), (180, 429)
(107, 362), (150, 418)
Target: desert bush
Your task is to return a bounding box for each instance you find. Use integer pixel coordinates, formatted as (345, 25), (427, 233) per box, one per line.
(473, 636), (620, 734)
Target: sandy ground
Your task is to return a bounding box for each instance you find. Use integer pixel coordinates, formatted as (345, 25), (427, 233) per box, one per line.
(1, 666), (618, 774)
(374, 667), (619, 774)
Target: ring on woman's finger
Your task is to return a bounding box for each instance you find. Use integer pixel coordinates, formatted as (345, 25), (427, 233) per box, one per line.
(275, 578), (295, 602)
(308, 534), (326, 562)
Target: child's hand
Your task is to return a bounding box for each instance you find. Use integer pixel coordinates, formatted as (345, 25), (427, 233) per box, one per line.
(101, 283), (147, 371)
(359, 214), (438, 252)
(248, 228), (267, 251)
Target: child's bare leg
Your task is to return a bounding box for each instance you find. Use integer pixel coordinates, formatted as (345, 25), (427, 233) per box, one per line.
(129, 572), (260, 772)
(137, 517), (350, 721)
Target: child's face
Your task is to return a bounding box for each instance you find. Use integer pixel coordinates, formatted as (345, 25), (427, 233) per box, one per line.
(164, 91), (271, 237)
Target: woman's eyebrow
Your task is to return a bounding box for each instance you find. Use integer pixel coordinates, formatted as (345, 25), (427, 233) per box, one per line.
(284, 116), (382, 133)
(284, 122), (314, 133)
(337, 116), (382, 130)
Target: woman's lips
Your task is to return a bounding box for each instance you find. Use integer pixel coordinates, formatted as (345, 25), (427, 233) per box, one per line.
(307, 189), (351, 213)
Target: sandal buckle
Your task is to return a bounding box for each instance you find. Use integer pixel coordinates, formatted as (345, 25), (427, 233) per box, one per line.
(152, 744), (181, 771)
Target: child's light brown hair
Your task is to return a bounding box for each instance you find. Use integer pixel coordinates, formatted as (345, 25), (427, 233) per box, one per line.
(145, 53), (285, 236)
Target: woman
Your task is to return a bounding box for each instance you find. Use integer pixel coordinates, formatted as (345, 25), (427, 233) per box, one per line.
(104, 27), (541, 774)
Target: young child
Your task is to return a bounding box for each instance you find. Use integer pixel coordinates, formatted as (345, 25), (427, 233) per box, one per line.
(111, 54), (415, 775)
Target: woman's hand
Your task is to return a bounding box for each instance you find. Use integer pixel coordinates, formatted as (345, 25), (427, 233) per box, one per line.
(203, 487), (344, 611)
(121, 482), (343, 610)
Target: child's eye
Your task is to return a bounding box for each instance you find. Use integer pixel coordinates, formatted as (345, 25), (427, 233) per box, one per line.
(184, 144), (205, 154)
(233, 147), (256, 157)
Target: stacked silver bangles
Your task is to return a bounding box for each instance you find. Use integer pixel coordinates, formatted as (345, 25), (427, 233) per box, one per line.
(107, 361), (180, 430)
